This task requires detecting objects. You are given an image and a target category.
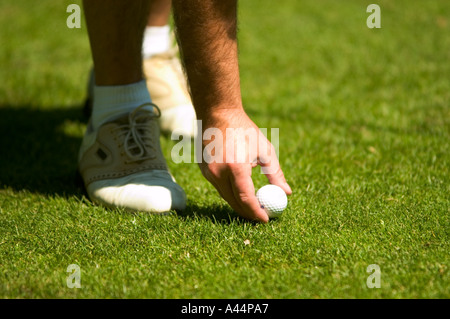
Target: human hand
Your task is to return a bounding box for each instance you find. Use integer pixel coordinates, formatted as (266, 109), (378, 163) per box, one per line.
(198, 108), (292, 223)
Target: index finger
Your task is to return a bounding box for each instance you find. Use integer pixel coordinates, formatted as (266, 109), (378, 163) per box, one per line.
(258, 144), (292, 195)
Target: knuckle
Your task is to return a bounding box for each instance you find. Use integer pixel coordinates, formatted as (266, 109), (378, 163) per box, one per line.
(237, 192), (253, 205)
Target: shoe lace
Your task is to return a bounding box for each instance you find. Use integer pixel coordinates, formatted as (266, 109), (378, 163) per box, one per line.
(114, 103), (161, 162)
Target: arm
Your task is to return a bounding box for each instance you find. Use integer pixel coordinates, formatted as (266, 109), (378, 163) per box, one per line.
(173, 0), (292, 222)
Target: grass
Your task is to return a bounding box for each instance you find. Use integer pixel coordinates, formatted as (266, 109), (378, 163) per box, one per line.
(0, 0), (448, 298)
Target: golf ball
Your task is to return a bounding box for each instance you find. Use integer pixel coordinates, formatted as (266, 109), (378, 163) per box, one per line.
(256, 184), (288, 218)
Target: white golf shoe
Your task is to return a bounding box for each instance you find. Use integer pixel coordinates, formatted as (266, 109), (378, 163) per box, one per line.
(78, 103), (186, 213)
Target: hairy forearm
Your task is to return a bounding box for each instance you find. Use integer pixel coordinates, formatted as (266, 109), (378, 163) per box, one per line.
(172, 0), (243, 121)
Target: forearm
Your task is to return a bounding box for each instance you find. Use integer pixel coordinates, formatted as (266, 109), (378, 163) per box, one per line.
(172, 0), (243, 122)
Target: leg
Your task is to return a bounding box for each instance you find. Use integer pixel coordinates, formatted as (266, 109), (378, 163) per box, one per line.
(143, 0), (172, 57)
(83, 0), (196, 137)
(79, 0), (186, 213)
(147, 0), (172, 26)
(142, 0), (197, 137)
(83, 0), (150, 86)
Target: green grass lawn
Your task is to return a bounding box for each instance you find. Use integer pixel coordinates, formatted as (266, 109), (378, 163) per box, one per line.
(0, 0), (448, 298)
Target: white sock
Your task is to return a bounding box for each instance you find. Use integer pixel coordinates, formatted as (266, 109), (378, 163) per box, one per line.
(142, 25), (171, 59)
(91, 80), (152, 130)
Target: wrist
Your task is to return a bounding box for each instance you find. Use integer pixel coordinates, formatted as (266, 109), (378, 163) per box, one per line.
(196, 104), (244, 127)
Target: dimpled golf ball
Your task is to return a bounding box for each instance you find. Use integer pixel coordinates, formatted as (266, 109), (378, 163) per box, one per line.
(256, 184), (288, 218)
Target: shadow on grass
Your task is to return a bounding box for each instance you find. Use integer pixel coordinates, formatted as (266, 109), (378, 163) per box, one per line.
(176, 201), (263, 225)
(0, 104), (87, 197)
(0, 104), (252, 224)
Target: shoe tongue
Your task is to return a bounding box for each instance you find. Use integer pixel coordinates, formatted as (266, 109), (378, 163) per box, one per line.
(106, 112), (133, 126)
(137, 104), (155, 113)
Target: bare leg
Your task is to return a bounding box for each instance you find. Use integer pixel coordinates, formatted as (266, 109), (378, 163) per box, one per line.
(83, 0), (151, 86)
(147, 0), (172, 26)
(79, 1), (187, 214)
(142, 0), (197, 137)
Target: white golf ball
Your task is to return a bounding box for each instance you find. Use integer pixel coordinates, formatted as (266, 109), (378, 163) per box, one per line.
(256, 184), (288, 218)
